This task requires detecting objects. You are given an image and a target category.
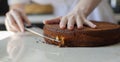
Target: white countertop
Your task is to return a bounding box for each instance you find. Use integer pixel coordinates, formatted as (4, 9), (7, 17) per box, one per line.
(0, 31), (120, 62)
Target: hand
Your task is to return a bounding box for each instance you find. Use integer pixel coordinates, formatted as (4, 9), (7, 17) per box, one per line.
(5, 8), (31, 32)
(43, 10), (96, 30)
(43, 0), (101, 30)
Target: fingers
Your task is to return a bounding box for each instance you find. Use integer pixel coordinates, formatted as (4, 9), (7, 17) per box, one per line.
(43, 16), (61, 24)
(10, 9), (24, 32)
(5, 18), (18, 32)
(42, 11), (96, 30)
(59, 16), (68, 29)
(76, 15), (83, 29)
(81, 13), (96, 28)
(44, 15), (96, 30)
(16, 8), (31, 27)
(21, 12), (31, 26)
(67, 16), (75, 30)
(5, 18), (11, 31)
(6, 13), (21, 32)
(60, 14), (96, 30)
(84, 20), (96, 28)
(5, 8), (31, 32)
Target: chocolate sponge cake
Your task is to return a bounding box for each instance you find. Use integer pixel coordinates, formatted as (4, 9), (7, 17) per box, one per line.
(43, 21), (120, 47)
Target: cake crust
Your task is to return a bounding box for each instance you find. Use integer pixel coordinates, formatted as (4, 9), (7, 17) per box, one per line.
(43, 21), (120, 47)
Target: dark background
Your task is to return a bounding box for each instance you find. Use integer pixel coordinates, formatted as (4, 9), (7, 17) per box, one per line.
(0, 0), (9, 15)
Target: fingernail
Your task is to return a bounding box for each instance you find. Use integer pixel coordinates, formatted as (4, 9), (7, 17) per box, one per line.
(43, 20), (47, 24)
(21, 29), (24, 32)
(68, 26), (73, 30)
(60, 25), (65, 29)
(78, 26), (83, 29)
(92, 25), (97, 28)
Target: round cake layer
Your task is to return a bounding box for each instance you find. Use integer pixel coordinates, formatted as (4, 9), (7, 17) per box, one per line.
(43, 21), (120, 47)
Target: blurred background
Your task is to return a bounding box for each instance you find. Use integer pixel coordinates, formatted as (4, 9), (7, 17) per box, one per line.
(0, 0), (120, 30)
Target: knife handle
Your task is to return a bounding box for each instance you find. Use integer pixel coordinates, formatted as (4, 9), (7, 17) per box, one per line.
(26, 25), (33, 28)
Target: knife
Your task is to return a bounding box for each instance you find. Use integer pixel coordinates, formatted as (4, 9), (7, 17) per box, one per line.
(25, 25), (61, 42)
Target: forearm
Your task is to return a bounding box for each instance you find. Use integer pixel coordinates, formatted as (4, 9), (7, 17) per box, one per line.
(74, 0), (101, 17)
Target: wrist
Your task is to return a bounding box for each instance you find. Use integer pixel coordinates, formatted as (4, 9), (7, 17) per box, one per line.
(73, 0), (101, 17)
(10, 4), (25, 12)
(72, 6), (88, 17)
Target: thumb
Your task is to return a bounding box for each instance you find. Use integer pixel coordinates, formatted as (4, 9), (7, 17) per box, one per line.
(43, 16), (62, 24)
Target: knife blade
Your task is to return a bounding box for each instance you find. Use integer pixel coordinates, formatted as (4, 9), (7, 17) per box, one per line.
(25, 25), (61, 42)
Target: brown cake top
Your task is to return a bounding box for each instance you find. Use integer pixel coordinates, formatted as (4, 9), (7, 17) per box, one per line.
(44, 21), (120, 33)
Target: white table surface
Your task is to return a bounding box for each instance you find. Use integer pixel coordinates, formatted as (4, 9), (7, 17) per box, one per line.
(0, 31), (120, 62)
